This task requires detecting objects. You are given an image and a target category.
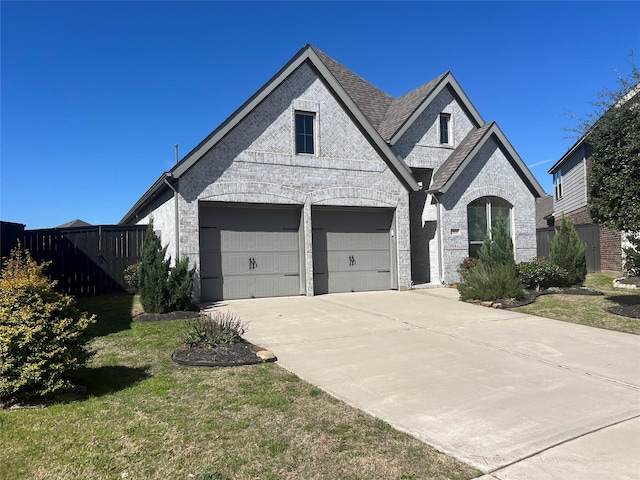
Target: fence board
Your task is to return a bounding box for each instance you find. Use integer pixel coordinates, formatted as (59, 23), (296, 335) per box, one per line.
(536, 223), (600, 273)
(16, 226), (147, 296)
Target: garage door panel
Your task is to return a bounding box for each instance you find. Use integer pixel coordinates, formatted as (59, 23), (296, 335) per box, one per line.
(326, 251), (390, 272)
(199, 204), (301, 302)
(312, 208), (393, 295)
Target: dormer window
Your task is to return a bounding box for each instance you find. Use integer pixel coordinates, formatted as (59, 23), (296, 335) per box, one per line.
(295, 111), (315, 155)
(439, 113), (451, 145)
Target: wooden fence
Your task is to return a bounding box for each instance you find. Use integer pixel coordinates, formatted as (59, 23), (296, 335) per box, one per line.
(10, 225), (147, 296)
(536, 223), (601, 272)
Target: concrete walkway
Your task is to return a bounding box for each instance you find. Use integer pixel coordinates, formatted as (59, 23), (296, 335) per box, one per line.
(208, 288), (640, 479)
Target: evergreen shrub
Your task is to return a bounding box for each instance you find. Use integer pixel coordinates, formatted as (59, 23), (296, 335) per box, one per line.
(517, 257), (570, 290)
(458, 262), (525, 302)
(623, 235), (640, 277)
(0, 245), (95, 402)
(138, 220), (195, 314)
(550, 216), (587, 286)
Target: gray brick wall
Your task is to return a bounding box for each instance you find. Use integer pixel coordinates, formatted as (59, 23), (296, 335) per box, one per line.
(175, 64), (410, 299)
(438, 137), (537, 283)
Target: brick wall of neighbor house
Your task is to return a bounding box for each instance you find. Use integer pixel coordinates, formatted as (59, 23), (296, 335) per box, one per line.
(439, 137), (537, 284)
(600, 227), (623, 272)
(174, 64), (411, 299)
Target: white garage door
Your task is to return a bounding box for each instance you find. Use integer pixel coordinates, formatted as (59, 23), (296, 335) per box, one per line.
(312, 207), (393, 295)
(199, 204), (302, 301)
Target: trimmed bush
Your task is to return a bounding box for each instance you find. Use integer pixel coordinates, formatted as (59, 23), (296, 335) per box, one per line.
(550, 216), (587, 286)
(458, 262), (525, 302)
(517, 257), (570, 290)
(123, 262), (140, 291)
(0, 245), (95, 402)
(184, 312), (247, 348)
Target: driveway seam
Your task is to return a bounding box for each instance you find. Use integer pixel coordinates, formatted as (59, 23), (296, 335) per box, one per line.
(316, 296), (639, 391)
(484, 413), (640, 476)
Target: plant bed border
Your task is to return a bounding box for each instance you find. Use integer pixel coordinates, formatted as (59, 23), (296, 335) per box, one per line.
(171, 341), (277, 367)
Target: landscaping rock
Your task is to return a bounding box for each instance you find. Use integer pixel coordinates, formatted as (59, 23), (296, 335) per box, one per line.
(255, 350), (277, 362)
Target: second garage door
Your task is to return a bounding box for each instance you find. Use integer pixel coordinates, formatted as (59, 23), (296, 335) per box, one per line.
(199, 204), (302, 302)
(312, 207), (394, 295)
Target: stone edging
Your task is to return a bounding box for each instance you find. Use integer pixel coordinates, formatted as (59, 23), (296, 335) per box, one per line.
(171, 345), (277, 368)
(613, 278), (640, 290)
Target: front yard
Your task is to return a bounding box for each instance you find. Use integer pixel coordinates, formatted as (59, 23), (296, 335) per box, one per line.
(0, 294), (479, 480)
(511, 273), (640, 334)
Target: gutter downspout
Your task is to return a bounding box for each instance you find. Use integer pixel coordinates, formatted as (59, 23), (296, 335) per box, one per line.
(163, 174), (179, 262)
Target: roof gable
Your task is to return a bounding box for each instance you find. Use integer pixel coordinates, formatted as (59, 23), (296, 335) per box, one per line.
(430, 122), (545, 198)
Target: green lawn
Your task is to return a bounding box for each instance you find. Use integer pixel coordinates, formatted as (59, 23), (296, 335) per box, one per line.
(512, 273), (640, 334)
(1, 294), (479, 480)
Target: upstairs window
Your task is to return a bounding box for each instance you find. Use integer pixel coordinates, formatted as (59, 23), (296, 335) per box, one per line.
(553, 170), (563, 200)
(295, 112), (315, 155)
(439, 113), (451, 145)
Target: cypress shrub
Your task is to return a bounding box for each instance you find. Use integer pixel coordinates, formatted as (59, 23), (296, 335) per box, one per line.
(550, 216), (587, 286)
(167, 257), (196, 311)
(139, 221), (170, 313)
(478, 214), (515, 267)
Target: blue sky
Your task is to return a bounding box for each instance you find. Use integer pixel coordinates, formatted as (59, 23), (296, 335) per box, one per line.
(2, 1), (639, 229)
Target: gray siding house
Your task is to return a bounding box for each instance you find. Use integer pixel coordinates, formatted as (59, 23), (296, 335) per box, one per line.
(121, 45), (545, 302)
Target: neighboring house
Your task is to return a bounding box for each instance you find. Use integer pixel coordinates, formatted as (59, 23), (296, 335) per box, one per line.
(547, 137), (623, 272)
(121, 44), (545, 302)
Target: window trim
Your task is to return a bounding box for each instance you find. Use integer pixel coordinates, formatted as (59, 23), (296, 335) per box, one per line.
(294, 111), (316, 156)
(439, 113), (452, 146)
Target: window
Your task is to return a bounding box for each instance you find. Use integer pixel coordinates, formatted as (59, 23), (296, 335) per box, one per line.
(553, 169), (563, 200)
(467, 197), (512, 258)
(439, 113), (451, 145)
(295, 112), (315, 155)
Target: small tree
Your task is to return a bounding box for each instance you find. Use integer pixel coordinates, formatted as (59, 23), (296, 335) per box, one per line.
(550, 216), (587, 286)
(138, 220), (195, 314)
(0, 245), (95, 402)
(139, 221), (171, 313)
(478, 214), (516, 267)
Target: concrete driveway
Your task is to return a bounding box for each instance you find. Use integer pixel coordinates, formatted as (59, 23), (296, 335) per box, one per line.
(208, 288), (640, 479)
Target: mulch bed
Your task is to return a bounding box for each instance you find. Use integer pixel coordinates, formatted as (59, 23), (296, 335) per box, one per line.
(171, 342), (271, 367)
(500, 286), (604, 308)
(606, 304), (640, 319)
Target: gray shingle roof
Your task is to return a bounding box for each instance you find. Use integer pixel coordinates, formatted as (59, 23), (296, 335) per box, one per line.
(430, 122), (495, 192)
(311, 46), (393, 131)
(311, 46), (448, 141)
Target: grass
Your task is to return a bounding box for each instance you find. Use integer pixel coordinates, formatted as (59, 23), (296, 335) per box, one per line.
(1, 293), (480, 480)
(512, 272), (640, 334)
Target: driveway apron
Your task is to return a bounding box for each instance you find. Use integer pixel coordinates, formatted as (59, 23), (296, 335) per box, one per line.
(208, 289), (640, 479)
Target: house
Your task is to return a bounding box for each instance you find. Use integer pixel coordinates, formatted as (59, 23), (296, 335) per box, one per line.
(120, 44), (545, 302)
(547, 136), (623, 272)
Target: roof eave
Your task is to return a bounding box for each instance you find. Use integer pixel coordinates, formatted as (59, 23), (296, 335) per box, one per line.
(119, 172), (173, 225)
(436, 124), (546, 198)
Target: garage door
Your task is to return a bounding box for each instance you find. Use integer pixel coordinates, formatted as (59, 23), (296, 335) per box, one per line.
(199, 204), (302, 301)
(312, 208), (393, 294)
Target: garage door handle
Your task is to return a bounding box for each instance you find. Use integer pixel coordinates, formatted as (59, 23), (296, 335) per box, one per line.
(249, 257), (257, 270)
(349, 255), (356, 266)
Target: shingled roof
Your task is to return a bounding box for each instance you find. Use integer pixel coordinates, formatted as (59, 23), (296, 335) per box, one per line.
(311, 46), (451, 142)
(431, 122), (495, 192)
